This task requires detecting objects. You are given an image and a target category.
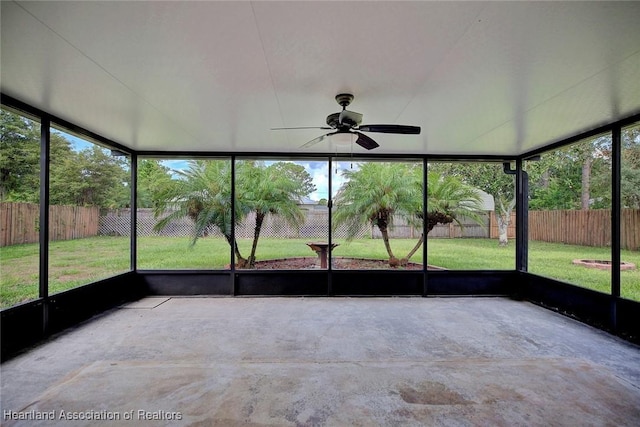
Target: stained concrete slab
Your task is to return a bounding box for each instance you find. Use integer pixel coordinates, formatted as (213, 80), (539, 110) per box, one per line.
(2, 297), (640, 426)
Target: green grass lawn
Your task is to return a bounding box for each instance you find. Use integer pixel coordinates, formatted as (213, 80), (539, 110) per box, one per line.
(428, 238), (640, 299)
(426, 238), (514, 270)
(1, 236), (638, 308)
(1, 237), (131, 309)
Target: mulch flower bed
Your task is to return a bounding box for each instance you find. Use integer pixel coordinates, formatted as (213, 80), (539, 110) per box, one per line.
(246, 257), (443, 270)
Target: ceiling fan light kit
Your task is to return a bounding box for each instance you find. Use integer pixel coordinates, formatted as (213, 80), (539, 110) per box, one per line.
(272, 93), (421, 150)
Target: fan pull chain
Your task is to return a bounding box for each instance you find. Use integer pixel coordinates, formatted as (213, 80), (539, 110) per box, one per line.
(350, 134), (354, 169)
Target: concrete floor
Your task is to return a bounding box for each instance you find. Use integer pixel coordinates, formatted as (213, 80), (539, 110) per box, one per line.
(1, 297), (639, 426)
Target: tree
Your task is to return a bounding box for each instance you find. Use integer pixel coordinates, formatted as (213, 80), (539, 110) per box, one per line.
(590, 126), (640, 209)
(237, 161), (306, 267)
(527, 135), (614, 211)
(1, 108), (129, 207)
(153, 160), (248, 265)
(569, 136), (611, 210)
(333, 162), (484, 266)
(426, 172), (486, 232)
(137, 159), (176, 208)
(49, 145), (129, 208)
(153, 160), (310, 268)
(527, 151), (582, 210)
(269, 162), (316, 199)
(333, 162), (419, 266)
(621, 125), (640, 208)
(430, 162), (514, 246)
(403, 172), (486, 263)
(0, 109), (40, 201)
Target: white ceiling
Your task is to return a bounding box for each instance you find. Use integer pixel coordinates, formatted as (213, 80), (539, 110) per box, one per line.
(2, 1), (640, 157)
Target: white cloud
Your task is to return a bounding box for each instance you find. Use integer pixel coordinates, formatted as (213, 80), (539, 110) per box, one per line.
(160, 160), (190, 178)
(310, 169), (328, 201)
(304, 161), (358, 200)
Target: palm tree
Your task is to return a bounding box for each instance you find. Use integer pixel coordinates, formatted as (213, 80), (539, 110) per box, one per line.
(236, 161), (305, 268)
(333, 162), (422, 266)
(333, 163), (485, 266)
(153, 159), (250, 266)
(153, 160), (307, 268)
(426, 172), (485, 232)
(403, 172), (486, 263)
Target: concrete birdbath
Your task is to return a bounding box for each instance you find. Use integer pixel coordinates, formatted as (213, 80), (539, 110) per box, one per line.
(306, 242), (339, 269)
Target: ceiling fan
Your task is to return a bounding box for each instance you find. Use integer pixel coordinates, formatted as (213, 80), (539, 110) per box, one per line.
(272, 94), (421, 150)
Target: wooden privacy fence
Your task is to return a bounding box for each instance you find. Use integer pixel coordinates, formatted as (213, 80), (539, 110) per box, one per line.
(528, 209), (640, 250)
(3, 202), (638, 250)
(476, 209), (639, 250)
(621, 209), (640, 251)
(0, 202), (100, 247)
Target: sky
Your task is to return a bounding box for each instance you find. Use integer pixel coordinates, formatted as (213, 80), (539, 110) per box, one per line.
(159, 159), (356, 201)
(309, 160), (357, 200)
(55, 127), (355, 202)
(53, 128), (93, 151)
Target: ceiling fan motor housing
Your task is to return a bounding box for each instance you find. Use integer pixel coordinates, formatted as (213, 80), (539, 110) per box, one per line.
(335, 93), (354, 107)
(326, 112), (342, 128)
(326, 111), (362, 129)
(328, 94), (361, 129)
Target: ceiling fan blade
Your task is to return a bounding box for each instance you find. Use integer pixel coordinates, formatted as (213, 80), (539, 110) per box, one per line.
(271, 126), (332, 130)
(354, 132), (379, 150)
(358, 124), (421, 134)
(300, 131), (336, 148)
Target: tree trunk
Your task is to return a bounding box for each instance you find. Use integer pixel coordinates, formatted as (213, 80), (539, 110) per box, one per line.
(402, 233), (424, 265)
(375, 214), (397, 265)
(496, 197), (515, 246)
(224, 234), (247, 268)
(248, 211), (265, 268)
(581, 155), (592, 210)
(540, 169), (550, 189)
(426, 212), (454, 233)
(497, 214), (509, 246)
(378, 225), (395, 260)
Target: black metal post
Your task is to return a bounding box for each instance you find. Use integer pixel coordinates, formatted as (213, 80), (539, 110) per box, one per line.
(502, 159), (529, 271)
(130, 154), (137, 271)
(39, 118), (50, 333)
(423, 158), (429, 296)
(516, 159), (528, 272)
(327, 157), (333, 296)
(231, 156), (236, 295)
(611, 126), (622, 331)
